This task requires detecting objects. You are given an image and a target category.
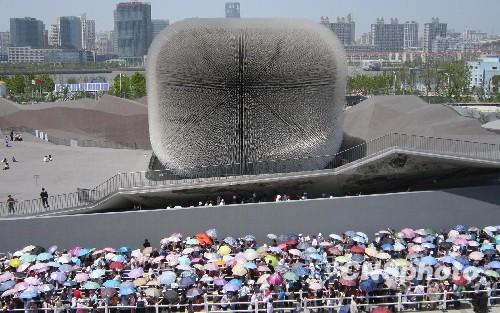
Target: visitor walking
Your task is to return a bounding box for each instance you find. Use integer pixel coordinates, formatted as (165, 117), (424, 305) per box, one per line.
(40, 188), (49, 208)
(7, 195), (15, 214)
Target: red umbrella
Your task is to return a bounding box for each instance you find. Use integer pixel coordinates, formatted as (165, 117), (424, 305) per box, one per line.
(371, 307), (392, 313)
(195, 233), (213, 245)
(350, 246), (365, 254)
(340, 278), (357, 287)
(327, 247), (342, 256)
(110, 262), (124, 270)
(282, 239), (298, 247)
(277, 243), (288, 250)
(453, 275), (468, 286)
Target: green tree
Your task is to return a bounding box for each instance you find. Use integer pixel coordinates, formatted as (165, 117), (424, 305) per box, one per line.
(129, 72), (146, 99)
(110, 74), (131, 99)
(40, 74), (55, 93)
(6, 75), (26, 95)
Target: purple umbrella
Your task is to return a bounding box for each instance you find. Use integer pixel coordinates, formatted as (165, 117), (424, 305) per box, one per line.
(0, 272), (14, 283)
(128, 268), (144, 279)
(186, 288), (202, 298)
(50, 272), (66, 283)
(223, 283), (239, 292)
(213, 278), (227, 286)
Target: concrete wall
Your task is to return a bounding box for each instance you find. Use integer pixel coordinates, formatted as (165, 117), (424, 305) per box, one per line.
(1, 185), (500, 252)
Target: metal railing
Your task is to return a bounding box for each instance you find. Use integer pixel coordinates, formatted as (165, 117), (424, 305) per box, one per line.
(1, 132), (500, 217)
(2, 289), (499, 313)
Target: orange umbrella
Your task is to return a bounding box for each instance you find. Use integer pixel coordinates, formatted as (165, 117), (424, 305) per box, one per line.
(195, 233), (213, 245)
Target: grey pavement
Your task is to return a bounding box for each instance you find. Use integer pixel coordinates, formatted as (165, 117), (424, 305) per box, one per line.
(0, 132), (150, 201)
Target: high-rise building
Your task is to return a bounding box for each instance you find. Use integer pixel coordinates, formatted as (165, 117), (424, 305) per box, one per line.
(463, 30), (487, 42)
(0, 32), (10, 55)
(469, 56), (500, 94)
(114, 2), (152, 59)
(370, 18), (404, 52)
(225, 2), (240, 18)
(152, 19), (169, 40)
(320, 14), (355, 46)
(423, 18), (447, 52)
(95, 31), (115, 55)
(10, 17), (45, 48)
(403, 21), (419, 50)
(49, 24), (59, 48)
(81, 15), (96, 51)
(59, 16), (82, 50)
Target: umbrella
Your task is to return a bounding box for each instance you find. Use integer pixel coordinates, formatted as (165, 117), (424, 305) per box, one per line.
(359, 279), (377, 293)
(351, 246), (365, 254)
(20, 254), (37, 263)
(455, 224), (467, 232)
(340, 278), (357, 287)
(0, 281), (15, 292)
(144, 288), (161, 298)
(485, 270), (500, 278)
(267, 233), (278, 240)
(214, 277), (227, 286)
(163, 289), (179, 300)
(77, 248), (92, 257)
(128, 268), (144, 278)
(308, 280), (323, 290)
(401, 228), (416, 239)
(329, 234), (342, 240)
(283, 272), (299, 282)
(487, 261), (500, 269)
(9, 259), (21, 268)
(223, 283), (239, 292)
(453, 275), (468, 286)
(264, 255), (278, 267)
(50, 272), (66, 283)
(131, 249), (143, 259)
(267, 274), (283, 285)
(24, 277), (40, 285)
(109, 262), (124, 270)
(371, 307), (392, 313)
(186, 288), (202, 298)
(1, 289), (17, 298)
(243, 262), (257, 270)
(133, 277), (148, 287)
(38, 284), (54, 292)
(74, 273), (89, 282)
(218, 245), (231, 256)
(36, 252), (53, 261)
(0, 272), (14, 283)
(439, 256), (455, 264)
(292, 265), (309, 277)
(89, 269), (106, 279)
(204, 263), (219, 271)
(339, 305), (350, 313)
(376, 253), (391, 260)
(103, 280), (121, 288)
(19, 286), (38, 299)
(101, 288), (117, 298)
(180, 276), (195, 288)
(159, 272), (177, 285)
(469, 251), (484, 261)
(58, 264), (74, 273)
(365, 248), (378, 257)
(82, 281), (100, 290)
(420, 256), (437, 266)
(381, 243), (393, 251)
(119, 286), (136, 296)
(224, 237), (237, 246)
(118, 246), (130, 254)
(244, 249), (258, 260)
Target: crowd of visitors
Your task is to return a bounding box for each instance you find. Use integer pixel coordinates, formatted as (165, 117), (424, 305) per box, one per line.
(0, 225), (498, 312)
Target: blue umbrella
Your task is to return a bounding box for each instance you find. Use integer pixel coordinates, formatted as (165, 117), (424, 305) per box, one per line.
(36, 253), (53, 262)
(180, 271), (197, 279)
(439, 256), (455, 264)
(224, 237), (237, 246)
(103, 280), (121, 288)
(47, 262), (61, 268)
(119, 286), (135, 296)
(306, 253), (322, 260)
(64, 280), (77, 287)
(488, 261), (500, 269)
(59, 264), (73, 273)
(351, 254), (364, 263)
(120, 282), (135, 289)
(455, 224), (467, 233)
(180, 276), (195, 288)
(77, 248), (92, 257)
(223, 283), (239, 292)
(420, 256), (437, 266)
(305, 247), (317, 254)
(228, 279), (242, 288)
(178, 256), (191, 266)
(83, 281), (100, 290)
(422, 243), (436, 249)
(292, 265), (309, 277)
(344, 231), (356, 238)
(244, 262), (257, 269)
(455, 256), (470, 266)
(70, 257), (81, 266)
(359, 279), (376, 293)
(158, 271), (176, 285)
(118, 247), (130, 254)
(382, 243), (394, 251)
(50, 271), (66, 283)
(0, 281), (15, 292)
(352, 236), (366, 243)
(20, 286), (38, 299)
(243, 234), (256, 242)
(481, 243), (494, 251)
(339, 305), (350, 313)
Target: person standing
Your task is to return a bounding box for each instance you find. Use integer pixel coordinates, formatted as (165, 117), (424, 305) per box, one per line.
(40, 188), (49, 208)
(7, 195), (16, 214)
(10, 130), (14, 141)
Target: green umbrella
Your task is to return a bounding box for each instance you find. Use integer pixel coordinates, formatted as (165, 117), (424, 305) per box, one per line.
(82, 281), (100, 290)
(264, 255), (278, 267)
(485, 270), (499, 278)
(283, 271), (299, 282)
(335, 255), (348, 263)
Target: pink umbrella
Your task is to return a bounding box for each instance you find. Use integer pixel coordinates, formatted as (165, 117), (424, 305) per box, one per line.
(103, 247), (116, 253)
(50, 272), (66, 283)
(128, 268), (144, 279)
(30, 263), (49, 271)
(204, 263), (219, 272)
(152, 256), (165, 264)
(412, 237), (425, 244)
(469, 251), (484, 261)
(75, 273), (89, 282)
(14, 282), (28, 292)
(166, 254), (179, 266)
(0, 272), (14, 282)
(1, 289), (17, 298)
(408, 245), (424, 253)
(24, 277), (40, 285)
(267, 273), (283, 285)
(70, 246), (82, 257)
(401, 228), (416, 239)
(454, 238), (468, 245)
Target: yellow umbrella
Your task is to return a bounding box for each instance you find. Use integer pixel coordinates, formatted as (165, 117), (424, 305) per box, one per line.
(9, 258), (21, 268)
(232, 264), (248, 276)
(213, 259), (225, 267)
(376, 252), (391, 260)
(394, 259), (410, 267)
(218, 245), (231, 256)
(365, 247), (378, 258)
(256, 246), (268, 257)
(133, 277), (148, 287)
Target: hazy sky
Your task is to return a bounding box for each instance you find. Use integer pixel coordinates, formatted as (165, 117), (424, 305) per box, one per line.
(0, 0), (499, 36)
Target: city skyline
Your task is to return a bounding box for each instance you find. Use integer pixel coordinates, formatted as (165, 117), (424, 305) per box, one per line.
(0, 0), (499, 37)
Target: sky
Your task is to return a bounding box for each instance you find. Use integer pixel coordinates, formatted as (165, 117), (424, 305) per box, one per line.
(0, 0), (499, 37)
